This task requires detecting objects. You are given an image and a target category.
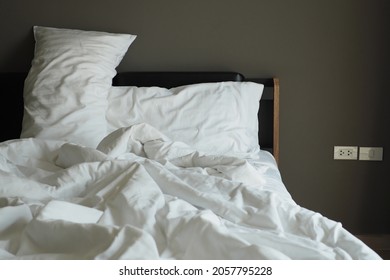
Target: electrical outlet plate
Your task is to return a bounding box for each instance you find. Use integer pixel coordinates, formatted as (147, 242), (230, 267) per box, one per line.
(334, 146), (358, 160)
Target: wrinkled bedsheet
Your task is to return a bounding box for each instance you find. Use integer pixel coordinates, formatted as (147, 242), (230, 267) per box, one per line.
(0, 124), (381, 259)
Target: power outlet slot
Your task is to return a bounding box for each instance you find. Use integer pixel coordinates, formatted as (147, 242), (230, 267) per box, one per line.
(334, 146), (358, 160)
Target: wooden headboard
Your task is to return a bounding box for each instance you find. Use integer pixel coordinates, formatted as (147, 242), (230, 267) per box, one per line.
(0, 72), (279, 162)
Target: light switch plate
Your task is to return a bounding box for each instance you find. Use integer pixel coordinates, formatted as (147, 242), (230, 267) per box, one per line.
(359, 147), (383, 161)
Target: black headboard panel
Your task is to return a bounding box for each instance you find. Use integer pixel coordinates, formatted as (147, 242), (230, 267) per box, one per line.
(113, 72), (244, 88)
(0, 72), (277, 160)
(1, 72), (27, 143)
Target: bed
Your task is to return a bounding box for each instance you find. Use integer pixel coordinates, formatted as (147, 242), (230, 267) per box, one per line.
(0, 26), (381, 260)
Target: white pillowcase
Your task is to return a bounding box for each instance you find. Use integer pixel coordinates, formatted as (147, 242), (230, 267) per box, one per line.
(21, 26), (136, 147)
(107, 82), (264, 156)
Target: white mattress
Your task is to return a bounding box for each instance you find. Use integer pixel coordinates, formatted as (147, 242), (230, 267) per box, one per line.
(0, 124), (381, 259)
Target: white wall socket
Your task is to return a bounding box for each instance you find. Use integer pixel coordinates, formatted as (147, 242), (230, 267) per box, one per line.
(334, 146), (358, 160)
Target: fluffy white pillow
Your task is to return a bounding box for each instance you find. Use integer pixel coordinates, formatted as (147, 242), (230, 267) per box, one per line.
(106, 82), (264, 156)
(21, 26), (136, 147)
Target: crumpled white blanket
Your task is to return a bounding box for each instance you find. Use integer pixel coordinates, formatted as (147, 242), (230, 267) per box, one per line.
(0, 123), (381, 259)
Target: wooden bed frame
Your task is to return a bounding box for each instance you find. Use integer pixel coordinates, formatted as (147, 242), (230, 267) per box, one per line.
(0, 72), (279, 162)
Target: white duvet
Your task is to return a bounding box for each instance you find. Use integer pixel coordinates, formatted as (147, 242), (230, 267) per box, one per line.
(0, 124), (381, 260)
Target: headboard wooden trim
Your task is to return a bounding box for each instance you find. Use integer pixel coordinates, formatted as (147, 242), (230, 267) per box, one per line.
(0, 71), (279, 162)
(273, 78), (280, 164)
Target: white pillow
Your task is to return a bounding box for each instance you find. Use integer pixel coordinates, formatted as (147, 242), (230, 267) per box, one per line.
(106, 82), (264, 156)
(21, 26), (136, 147)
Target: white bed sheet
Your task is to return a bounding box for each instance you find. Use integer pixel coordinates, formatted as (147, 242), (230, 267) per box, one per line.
(0, 124), (381, 260)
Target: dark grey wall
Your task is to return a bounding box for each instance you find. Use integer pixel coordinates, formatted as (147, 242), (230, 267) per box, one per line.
(1, 0), (389, 234)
